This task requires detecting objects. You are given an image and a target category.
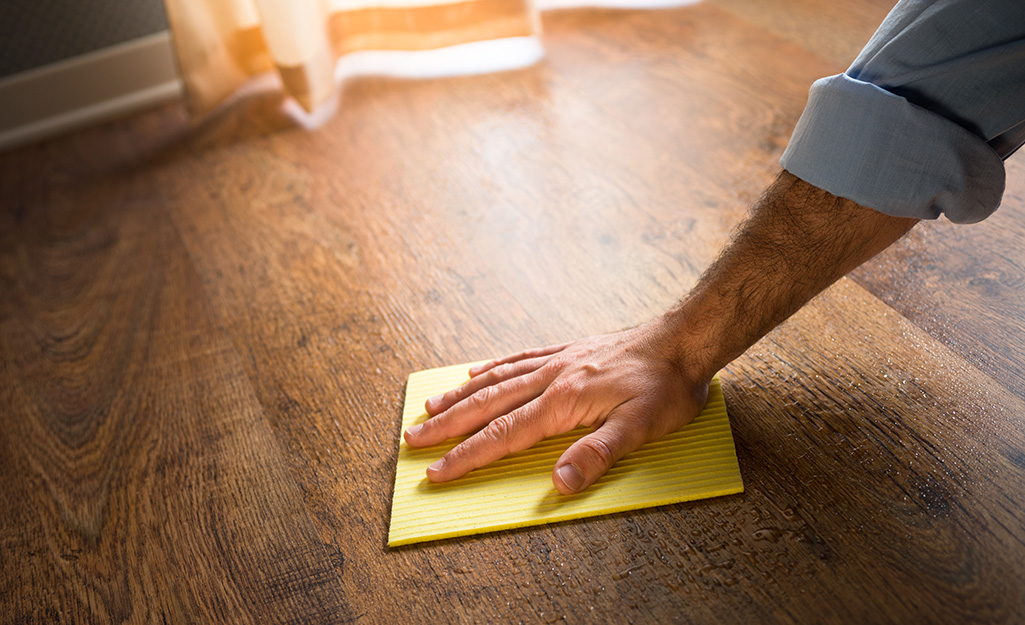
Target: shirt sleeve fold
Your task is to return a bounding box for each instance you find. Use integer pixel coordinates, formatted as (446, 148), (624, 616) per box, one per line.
(780, 73), (1005, 224)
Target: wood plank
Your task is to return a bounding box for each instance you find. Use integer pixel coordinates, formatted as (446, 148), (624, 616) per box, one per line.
(708, 0), (896, 68)
(155, 6), (838, 621)
(0, 143), (349, 623)
(851, 157), (1025, 400)
(2, 1), (1022, 623)
(722, 278), (1025, 624)
(148, 4), (1024, 623)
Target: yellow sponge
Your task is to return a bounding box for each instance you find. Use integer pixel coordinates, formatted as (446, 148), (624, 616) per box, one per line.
(388, 362), (744, 547)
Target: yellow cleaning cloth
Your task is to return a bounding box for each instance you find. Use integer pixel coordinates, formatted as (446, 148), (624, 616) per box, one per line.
(388, 362), (744, 547)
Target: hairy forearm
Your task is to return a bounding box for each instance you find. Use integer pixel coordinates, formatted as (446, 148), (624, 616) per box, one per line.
(662, 171), (918, 381)
(409, 171), (920, 493)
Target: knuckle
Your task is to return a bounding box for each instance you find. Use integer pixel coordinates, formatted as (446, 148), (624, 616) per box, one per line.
(492, 363), (515, 379)
(420, 416), (448, 441)
(545, 375), (587, 427)
(446, 386), (465, 403)
(543, 354), (569, 373)
(467, 385), (495, 411)
(416, 417), (434, 435)
(547, 375), (578, 398)
(436, 387), (457, 405)
(483, 414), (515, 448)
(481, 365), (507, 386)
(577, 437), (616, 467)
(445, 441), (467, 464)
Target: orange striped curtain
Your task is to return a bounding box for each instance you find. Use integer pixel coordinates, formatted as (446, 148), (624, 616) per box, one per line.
(163, 0), (541, 116)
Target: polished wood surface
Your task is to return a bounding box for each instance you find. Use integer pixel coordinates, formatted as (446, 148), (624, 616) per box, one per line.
(3, 1), (1024, 622)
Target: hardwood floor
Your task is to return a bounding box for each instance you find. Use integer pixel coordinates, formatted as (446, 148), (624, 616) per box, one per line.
(3, 1), (1024, 622)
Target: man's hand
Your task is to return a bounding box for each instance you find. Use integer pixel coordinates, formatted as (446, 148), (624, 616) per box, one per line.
(403, 323), (713, 495)
(405, 171), (918, 494)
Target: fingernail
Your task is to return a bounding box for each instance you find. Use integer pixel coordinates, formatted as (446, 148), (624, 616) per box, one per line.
(426, 394), (443, 408)
(427, 457), (446, 474)
(556, 464), (585, 492)
(405, 424), (422, 437)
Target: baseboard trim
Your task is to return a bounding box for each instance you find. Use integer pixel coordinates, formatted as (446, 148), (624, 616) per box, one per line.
(0, 31), (183, 152)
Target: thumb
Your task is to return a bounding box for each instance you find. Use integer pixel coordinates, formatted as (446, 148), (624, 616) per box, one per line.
(552, 410), (650, 495)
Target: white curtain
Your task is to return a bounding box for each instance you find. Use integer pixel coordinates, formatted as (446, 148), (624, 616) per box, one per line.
(164, 0), (543, 115)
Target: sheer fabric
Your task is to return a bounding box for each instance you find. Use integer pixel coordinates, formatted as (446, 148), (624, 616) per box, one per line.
(164, 0), (540, 114)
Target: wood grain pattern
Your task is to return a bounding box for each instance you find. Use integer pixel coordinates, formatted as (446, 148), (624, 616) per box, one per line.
(0, 148), (349, 622)
(708, 0), (898, 68)
(850, 158), (1025, 399)
(4, 0), (1024, 623)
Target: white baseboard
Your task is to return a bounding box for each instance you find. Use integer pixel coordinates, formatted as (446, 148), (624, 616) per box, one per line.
(0, 31), (182, 153)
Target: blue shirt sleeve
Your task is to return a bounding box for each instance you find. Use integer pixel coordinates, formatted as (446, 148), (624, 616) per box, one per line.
(780, 0), (1025, 224)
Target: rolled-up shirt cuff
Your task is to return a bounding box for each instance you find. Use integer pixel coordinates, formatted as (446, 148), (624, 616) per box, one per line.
(780, 73), (1005, 224)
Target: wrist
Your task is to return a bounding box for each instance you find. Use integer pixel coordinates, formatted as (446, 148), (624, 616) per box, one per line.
(640, 306), (724, 388)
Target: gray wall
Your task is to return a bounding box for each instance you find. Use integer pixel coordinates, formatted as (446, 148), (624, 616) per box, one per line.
(0, 0), (169, 78)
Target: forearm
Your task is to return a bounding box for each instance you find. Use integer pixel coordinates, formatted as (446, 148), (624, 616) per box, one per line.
(409, 171), (920, 493)
(662, 170), (918, 381)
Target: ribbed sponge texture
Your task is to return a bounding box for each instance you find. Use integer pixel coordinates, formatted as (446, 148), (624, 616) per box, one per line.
(388, 362), (744, 546)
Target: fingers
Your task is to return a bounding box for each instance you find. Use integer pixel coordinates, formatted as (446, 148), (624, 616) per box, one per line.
(424, 356), (549, 416)
(425, 396), (558, 482)
(468, 342), (572, 377)
(405, 368), (546, 447)
(552, 405), (652, 495)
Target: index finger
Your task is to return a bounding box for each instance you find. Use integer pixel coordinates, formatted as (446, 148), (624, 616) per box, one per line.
(468, 342), (572, 377)
(426, 395), (559, 482)
(425, 355), (548, 416)
(406, 367), (545, 447)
